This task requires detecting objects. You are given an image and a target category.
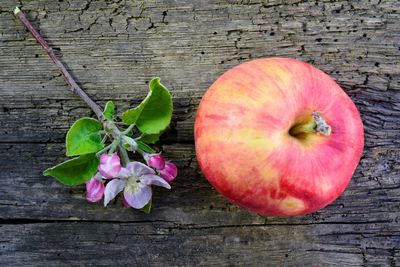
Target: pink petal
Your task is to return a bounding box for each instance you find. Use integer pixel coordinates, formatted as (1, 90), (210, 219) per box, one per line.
(123, 185), (152, 209)
(117, 167), (131, 179)
(146, 154), (166, 170)
(86, 178), (105, 203)
(98, 153), (121, 179)
(160, 162), (178, 182)
(125, 161), (155, 176)
(104, 179), (126, 207)
(141, 174), (171, 189)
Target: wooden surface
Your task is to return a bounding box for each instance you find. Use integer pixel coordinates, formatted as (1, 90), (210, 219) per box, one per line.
(0, 0), (399, 266)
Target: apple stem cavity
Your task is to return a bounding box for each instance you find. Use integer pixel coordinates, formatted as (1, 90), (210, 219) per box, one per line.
(289, 112), (332, 138)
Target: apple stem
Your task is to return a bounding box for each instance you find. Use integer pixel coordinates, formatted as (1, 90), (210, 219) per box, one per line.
(290, 112), (332, 137)
(312, 112), (332, 136)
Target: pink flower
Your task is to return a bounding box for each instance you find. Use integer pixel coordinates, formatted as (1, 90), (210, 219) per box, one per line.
(86, 177), (105, 203)
(103, 162), (170, 209)
(144, 153), (165, 170)
(160, 162), (178, 182)
(98, 153), (121, 179)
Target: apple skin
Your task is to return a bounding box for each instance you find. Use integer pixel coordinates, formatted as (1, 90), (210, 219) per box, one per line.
(194, 58), (364, 216)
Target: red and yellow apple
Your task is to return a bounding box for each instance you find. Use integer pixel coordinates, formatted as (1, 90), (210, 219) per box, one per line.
(194, 58), (364, 216)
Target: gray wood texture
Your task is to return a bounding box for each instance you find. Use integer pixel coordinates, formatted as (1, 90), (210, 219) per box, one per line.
(0, 0), (399, 266)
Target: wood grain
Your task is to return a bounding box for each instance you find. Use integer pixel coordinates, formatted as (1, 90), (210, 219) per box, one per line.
(0, 0), (399, 266)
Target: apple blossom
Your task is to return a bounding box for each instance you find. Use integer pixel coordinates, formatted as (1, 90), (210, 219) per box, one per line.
(104, 162), (171, 208)
(16, 7), (177, 213)
(98, 153), (121, 179)
(160, 162), (178, 182)
(86, 177), (105, 203)
(144, 153), (166, 170)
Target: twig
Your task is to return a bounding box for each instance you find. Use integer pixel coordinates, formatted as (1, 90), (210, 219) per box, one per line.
(13, 7), (104, 121)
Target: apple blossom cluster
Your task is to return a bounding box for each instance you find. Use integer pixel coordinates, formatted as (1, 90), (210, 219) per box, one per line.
(86, 153), (177, 209)
(15, 7), (177, 214)
(42, 79), (177, 214)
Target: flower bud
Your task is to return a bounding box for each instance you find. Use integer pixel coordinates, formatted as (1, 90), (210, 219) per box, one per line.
(122, 136), (138, 152)
(98, 153), (121, 179)
(86, 178), (105, 203)
(160, 162), (178, 182)
(145, 153), (165, 170)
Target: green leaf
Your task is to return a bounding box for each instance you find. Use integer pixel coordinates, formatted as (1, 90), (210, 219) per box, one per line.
(138, 133), (161, 144)
(43, 154), (100, 186)
(136, 140), (156, 153)
(66, 117), (105, 156)
(138, 127), (169, 144)
(139, 199), (152, 214)
(121, 106), (142, 126)
(103, 101), (115, 121)
(121, 78), (173, 134)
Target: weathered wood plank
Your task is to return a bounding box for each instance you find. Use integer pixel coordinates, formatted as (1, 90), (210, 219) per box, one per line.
(1, 87), (399, 145)
(0, 221), (399, 266)
(0, 143), (399, 226)
(0, 0), (399, 143)
(0, 0), (399, 266)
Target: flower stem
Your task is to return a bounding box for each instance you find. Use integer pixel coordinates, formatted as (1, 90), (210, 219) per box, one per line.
(118, 145), (130, 166)
(96, 143), (112, 156)
(122, 124), (135, 135)
(108, 140), (119, 154)
(13, 7), (104, 121)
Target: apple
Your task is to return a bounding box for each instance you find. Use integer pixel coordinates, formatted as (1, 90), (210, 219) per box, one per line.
(194, 58), (364, 216)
